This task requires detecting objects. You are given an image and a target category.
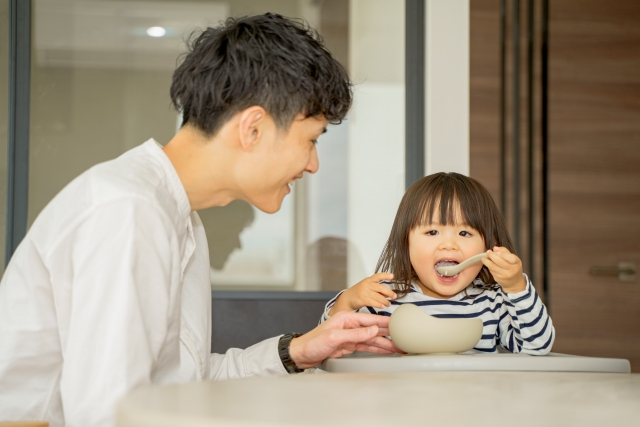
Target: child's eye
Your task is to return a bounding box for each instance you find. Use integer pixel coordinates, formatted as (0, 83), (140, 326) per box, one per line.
(459, 231), (472, 237)
(425, 230), (438, 236)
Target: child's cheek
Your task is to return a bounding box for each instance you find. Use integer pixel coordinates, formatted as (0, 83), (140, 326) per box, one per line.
(467, 264), (484, 281)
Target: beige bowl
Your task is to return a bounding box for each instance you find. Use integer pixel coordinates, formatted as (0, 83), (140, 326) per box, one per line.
(389, 304), (483, 354)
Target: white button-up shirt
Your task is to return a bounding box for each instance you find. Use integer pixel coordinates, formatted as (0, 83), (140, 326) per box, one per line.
(0, 139), (286, 427)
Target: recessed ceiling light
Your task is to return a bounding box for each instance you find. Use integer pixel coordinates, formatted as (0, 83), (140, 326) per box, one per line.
(146, 26), (166, 38)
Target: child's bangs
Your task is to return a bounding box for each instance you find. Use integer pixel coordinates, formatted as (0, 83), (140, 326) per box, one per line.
(411, 176), (486, 236)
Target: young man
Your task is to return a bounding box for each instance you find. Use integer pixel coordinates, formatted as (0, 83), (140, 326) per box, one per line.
(0, 14), (398, 427)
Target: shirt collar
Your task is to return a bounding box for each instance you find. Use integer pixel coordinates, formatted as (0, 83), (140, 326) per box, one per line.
(143, 138), (192, 222)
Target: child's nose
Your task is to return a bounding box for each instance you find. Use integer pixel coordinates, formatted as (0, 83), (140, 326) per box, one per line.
(438, 235), (459, 250)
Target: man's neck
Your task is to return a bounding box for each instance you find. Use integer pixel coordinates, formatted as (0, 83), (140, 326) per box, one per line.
(163, 126), (240, 211)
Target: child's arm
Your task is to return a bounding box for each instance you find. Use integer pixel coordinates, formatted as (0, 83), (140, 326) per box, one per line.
(319, 273), (396, 323)
(483, 247), (555, 355)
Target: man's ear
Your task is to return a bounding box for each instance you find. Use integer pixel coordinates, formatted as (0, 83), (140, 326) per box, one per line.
(238, 106), (267, 152)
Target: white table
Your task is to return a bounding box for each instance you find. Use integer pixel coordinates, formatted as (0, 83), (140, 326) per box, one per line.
(118, 370), (640, 427)
(320, 351), (631, 373)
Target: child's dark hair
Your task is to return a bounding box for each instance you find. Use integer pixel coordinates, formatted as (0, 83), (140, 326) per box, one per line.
(170, 13), (353, 137)
(376, 172), (515, 298)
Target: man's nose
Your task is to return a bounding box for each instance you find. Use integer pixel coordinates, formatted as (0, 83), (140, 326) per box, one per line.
(306, 145), (319, 174)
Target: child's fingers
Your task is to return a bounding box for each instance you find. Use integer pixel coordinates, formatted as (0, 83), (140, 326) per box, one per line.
(367, 289), (393, 306)
(370, 272), (394, 283)
(492, 247), (519, 265)
(481, 257), (500, 272)
(366, 294), (392, 309)
(371, 283), (397, 299)
(486, 250), (511, 269)
(482, 257), (511, 277)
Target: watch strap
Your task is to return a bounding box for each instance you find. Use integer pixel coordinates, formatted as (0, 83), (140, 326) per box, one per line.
(278, 333), (303, 374)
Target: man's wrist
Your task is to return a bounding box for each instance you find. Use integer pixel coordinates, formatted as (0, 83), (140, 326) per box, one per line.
(278, 333), (304, 374)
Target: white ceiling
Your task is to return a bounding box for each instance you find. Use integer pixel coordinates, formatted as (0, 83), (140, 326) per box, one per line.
(34, 0), (229, 70)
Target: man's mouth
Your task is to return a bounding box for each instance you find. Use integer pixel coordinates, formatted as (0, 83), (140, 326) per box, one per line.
(435, 260), (459, 278)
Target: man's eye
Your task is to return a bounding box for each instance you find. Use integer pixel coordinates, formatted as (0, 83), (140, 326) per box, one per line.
(312, 139), (318, 145)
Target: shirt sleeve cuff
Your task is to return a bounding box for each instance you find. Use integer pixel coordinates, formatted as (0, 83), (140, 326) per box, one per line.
(320, 289), (347, 323)
(505, 274), (534, 303)
(242, 335), (288, 377)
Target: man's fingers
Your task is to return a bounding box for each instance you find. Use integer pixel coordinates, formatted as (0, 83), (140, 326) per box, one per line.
(326, 325), (379, 348)
(376, 327), (390, 336)
(364, 336), (403, 353)
(349, 337), (401, 354)
(333, 311), (391, 329)
(353, 345), (395, 355)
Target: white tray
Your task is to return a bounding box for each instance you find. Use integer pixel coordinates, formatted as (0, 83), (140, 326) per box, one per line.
(320, 352), (630, 373)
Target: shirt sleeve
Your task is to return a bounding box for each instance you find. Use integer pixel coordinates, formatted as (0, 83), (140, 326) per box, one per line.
(59, 199), (180, 427)
(497, 275), (555, 355)
(319, 290), (347, 324)
(208, 336), (287, 380)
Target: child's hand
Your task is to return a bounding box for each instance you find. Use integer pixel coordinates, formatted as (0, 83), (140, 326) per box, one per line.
(482, 247), (526, 293)
(328, 273), (396, 316)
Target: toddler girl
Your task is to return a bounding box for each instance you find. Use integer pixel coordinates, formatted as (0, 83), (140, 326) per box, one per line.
(321, 172), (554, 355)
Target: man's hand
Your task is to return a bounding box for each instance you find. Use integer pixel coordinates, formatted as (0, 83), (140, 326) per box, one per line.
(328, 273), (396, 316)
(288, 311), (401, 370)
(482, 246), (526, 293)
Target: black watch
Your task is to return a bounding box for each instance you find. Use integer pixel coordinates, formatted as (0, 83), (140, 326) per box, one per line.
(278, 333), (304, 374)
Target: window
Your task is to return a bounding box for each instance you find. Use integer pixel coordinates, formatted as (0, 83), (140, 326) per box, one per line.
(0, 0), (9, 275)
(24, 0), (406, 292)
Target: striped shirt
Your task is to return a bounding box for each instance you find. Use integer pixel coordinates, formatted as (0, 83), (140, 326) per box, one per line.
(321, 275), (555, 355)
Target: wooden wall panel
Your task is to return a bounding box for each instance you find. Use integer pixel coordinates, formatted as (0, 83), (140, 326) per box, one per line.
(470, 0), (501, 201)
(547, 0), (640, 371)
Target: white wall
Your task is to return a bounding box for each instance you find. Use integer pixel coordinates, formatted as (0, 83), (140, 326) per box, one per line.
(425, 0), (470, 176)
(347, 0), (406, 284)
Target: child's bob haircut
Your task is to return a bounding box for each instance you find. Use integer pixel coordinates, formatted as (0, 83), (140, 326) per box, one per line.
(171, 13), (352, 138)
(376, 172), (516, 297)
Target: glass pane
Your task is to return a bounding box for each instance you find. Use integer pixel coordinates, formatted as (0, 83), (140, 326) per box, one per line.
(306, 0), (406, 291)
(29, 0), (405, 292)
(0, 0), (9, 276)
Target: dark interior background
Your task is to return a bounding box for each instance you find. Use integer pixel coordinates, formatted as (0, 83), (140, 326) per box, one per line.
(211, 292), (335, 353)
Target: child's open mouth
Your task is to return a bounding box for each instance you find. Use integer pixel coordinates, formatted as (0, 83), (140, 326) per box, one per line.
(435, 260), (459, 278)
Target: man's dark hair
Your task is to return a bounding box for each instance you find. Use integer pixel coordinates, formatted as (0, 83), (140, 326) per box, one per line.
(171, 13), (353, 137)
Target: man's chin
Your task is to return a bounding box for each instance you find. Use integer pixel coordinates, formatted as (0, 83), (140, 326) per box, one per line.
(252, 197), (284, 214)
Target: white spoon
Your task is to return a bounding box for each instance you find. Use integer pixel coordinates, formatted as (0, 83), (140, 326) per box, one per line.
(436, 252), (488, 277)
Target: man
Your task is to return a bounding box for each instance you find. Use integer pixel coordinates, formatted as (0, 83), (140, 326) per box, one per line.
(0, 14), (398, 427)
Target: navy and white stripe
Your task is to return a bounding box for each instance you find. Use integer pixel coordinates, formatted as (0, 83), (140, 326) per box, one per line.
(320, 274), (555, 355)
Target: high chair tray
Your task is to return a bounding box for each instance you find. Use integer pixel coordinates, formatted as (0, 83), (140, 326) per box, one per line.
(320, 352), (630, 373)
